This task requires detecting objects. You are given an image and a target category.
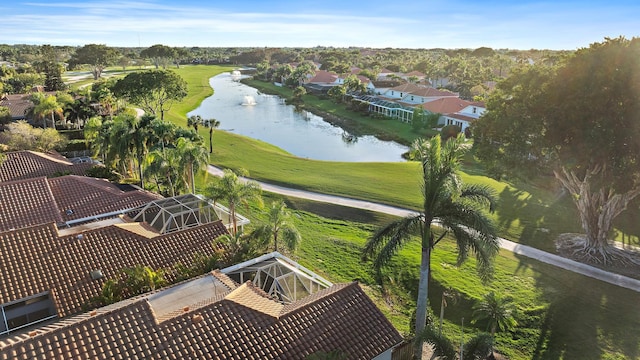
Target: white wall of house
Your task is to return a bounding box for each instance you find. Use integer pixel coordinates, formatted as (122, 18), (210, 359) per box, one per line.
(459, 105), (486, 118)
(439, 115), (472, 132)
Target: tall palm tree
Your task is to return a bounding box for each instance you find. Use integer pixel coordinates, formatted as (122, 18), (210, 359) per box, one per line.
(176, 137), (209, 194)
(249, 200), (301, 253)
(187, 114), (203, 133)
(204, 169), (262, 235)
(202, 117), (220, 154)
(471, 291), (518, 337)
(362, 134), (499, 358)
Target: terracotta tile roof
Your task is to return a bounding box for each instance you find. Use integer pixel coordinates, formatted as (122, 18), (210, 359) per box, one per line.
(0, 177), (62, 232)
(409, 87), (458, 98)
(420, 97), (472, 114)
(307, 70), (338, 84)
(0, 151), (92, 182)
(0, 220), (229, 317)
(0, 175), (161, 232)
(225, 282), (284, 317)
(48, 175), (162, 222)
(388, 82), (424, 93)
(0, 275), (402, 360)
(0, 94), (32, 120)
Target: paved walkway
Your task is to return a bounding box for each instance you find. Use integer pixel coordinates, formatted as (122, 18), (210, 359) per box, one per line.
(207, 165), (640, 292)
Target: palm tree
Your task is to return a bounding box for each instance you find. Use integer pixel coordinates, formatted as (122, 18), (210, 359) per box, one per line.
(145, 148), (180, 196)
(362, 134), (499, 358)
(414, 324), (494, 360)
(176, 137), (209, 194)
(32, 93), (63, 128)
(202, 117), (220, 154)
(471, 291), (518, 337)
(187, 114), (203, 133)
(204, 169), (262, 235)
(249, 200), (301, 253)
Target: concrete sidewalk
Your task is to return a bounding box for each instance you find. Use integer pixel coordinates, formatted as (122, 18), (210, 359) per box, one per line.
(207, 165), (640, 292)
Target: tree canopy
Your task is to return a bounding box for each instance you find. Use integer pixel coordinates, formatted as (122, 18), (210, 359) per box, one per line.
(68, 44), (119, 80)
(112, 70), (187, 120)
(473, 37), (640, 264)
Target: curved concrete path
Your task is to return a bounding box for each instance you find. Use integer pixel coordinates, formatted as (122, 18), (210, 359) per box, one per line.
(207, 165), (640, 292)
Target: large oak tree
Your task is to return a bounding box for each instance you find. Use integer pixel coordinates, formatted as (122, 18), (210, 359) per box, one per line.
(473, 37), (640, 265)
(68, 44), (118, 80)
(112, 70), (187, 120)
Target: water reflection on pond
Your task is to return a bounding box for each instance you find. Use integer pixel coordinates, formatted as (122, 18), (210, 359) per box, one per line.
(188, 73), (408, 162)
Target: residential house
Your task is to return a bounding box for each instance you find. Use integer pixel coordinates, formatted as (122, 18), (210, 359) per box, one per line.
(439, 101), (486, 133)
(0, 253), (405, 359)
(0, 94), (32, 121)
(401, 70), (426, 82)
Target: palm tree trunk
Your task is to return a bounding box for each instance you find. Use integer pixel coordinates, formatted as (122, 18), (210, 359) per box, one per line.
(209, 129), (213, 154)
(414, 245), (432, 360)
(190, 163), (195, 194)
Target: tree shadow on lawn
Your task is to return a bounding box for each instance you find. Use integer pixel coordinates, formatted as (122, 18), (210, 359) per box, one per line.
(515, 254), (640, 360)
(496, 186), (581, 252)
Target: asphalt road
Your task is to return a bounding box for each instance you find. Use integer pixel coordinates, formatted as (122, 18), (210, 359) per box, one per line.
(207, 165), (640, 292)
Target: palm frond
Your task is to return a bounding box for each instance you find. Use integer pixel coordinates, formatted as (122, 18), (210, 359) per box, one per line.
(460, 183), (499, 212)
(362, 215), (423, 270)
(414, 324), (457, 360)
(462, 333), (494, 360)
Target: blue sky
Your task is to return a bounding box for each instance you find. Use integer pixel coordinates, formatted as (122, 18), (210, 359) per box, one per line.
(1, 0), (638, 50)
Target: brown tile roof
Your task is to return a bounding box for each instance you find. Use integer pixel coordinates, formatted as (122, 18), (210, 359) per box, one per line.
(0, 175), (161, 232)
(409, 87), (458, 98)
(0, 94), (32, 120)
(0, 274), (402, 360)
(48, 175), (162, 223)
(420, 97), (471, 114)
(0, 220), (229, 318)
(0, 177), (61, 232)
(307, 70), (338, 84)
(0, 151), (92, 182)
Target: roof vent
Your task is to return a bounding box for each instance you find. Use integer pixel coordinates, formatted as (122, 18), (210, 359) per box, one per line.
(65, 209), (74, 216)
(76, 234), (84, 240)
(90, 269), (104, 280)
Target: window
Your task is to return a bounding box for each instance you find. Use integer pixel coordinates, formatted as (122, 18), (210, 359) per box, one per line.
(1, 292), (56, 335)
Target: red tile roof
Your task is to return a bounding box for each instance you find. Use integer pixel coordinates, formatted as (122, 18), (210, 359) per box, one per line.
(420, 97), (471, 114)
(307, 70), (338, 84)
(0, 175), (161, 232)
(0, 273), (403, 359)
(0, 220), (229, 317)
(0, 94), (32, 120)
(48, 175), (162, 222)
(0, 151), (92, 182)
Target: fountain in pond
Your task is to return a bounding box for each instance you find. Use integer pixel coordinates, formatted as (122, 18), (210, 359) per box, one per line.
(241, 95), (257, 106)
(231, 70), (241, 81)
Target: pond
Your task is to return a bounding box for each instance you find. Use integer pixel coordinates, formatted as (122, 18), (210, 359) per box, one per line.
(187, 73), (408, 162)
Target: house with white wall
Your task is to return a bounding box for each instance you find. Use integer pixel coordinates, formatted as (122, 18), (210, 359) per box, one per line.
(438, 102), (486, 133)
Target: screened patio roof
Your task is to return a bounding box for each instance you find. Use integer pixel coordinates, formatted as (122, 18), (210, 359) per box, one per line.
(221, 252), (333, 304)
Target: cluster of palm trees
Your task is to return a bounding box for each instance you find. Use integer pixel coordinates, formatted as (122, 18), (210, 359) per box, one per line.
(85, 113), (209, 196)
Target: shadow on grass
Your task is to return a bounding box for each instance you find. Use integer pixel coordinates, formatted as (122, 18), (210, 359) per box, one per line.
(496, 186), (580, 252)
(516, 254), (640, 360)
